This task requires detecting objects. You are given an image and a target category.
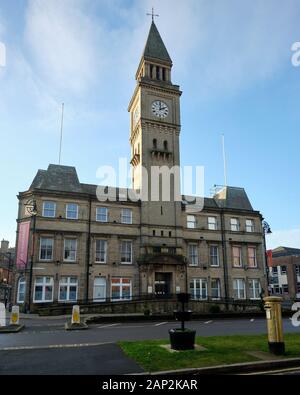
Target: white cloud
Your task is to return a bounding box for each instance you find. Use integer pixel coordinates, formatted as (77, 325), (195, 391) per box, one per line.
(266, 229), (300, 250)
(24, 0), (103, 95)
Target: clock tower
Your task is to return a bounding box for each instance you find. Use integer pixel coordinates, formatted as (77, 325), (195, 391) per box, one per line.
(128, 21), (183, 257)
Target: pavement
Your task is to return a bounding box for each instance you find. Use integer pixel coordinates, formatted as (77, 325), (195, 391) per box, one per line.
(0, 316), (299, 375)
(0, 343), (143, 375)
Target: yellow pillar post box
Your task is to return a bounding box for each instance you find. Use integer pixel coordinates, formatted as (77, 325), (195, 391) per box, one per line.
(263, 296), (285, 355)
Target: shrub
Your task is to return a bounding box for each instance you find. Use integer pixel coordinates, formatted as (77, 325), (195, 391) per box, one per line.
(209, 304), (221, 314)
(143, 308), (151, 317)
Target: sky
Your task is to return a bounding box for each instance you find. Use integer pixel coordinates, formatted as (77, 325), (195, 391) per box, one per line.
(0, 0), (300, 249)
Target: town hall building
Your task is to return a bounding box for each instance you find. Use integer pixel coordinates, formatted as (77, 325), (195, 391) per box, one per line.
(13, 21), (267, 311)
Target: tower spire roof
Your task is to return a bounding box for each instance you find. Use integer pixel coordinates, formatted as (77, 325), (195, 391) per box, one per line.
(142, 21), (172, 64)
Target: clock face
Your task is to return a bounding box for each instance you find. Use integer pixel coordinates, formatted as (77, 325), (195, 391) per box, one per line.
(151, 100), (169, 119)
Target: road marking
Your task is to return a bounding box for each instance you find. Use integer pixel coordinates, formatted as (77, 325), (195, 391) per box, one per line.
(204, 320), (213, 324)
(0, 342), (113, 352)
(97, 323), (120, 329)
(154, 322), (168, 326)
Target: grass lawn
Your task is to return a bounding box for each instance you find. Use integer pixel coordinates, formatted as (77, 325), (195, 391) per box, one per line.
(119, 333), (300, 372)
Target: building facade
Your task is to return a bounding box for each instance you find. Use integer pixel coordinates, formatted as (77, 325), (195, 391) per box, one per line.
(0, 239), (15, 305)
(13, 22), (267, 310)
(268, 246), (300, 300)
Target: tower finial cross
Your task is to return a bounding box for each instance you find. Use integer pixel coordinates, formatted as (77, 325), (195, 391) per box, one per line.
(147, 7), (159, 22)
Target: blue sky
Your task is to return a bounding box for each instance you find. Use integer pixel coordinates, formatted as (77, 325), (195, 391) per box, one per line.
(0, 0), (300, 249)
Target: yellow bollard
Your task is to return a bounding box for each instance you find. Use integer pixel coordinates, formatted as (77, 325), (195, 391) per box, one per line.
(263, 296), (285, 355)
(71, 305), (80, 325)
(10, 306), (20, 326)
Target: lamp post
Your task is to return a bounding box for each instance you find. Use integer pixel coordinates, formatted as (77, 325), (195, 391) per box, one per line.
(24, 199), (37, 313)
(262, 220), (272, 296)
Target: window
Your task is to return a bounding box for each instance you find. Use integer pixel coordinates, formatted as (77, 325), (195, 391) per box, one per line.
(121, 208), (132, 224)
(150, 64), (154, 78)
(96, 207), (108, 222)
(296, 266), (300, 276)
(188, 244), (198, 266)
(153, 246), (161, 254)
(249, 279), (261, 299)
(190, 278), (207, 300)
(210, 245), (219, 267)
(282, 284), (289, 294)
(111, 278), (131, 301)
(95, 240), (107, 263)
(93, 277), (106, 302)
(187, 215), (196, 229)
(17, 277), (26, 303)
(153, 230), (156, 236)
(121, 240), (132, 264)
(211, 279), (221, 300)
(156, 66), (160, 80)
(66, 203), (78, 220)
(168, 247), (176, 254)
(42, 201), (56, 218)
(39, 238), (54, 261)
(273, 285), (280, 294)
(248, 247), (257, 268)
(272, 266), (278, 275)
(280, 265), (287, 275)
(162, 68), (166, 81)
(232, 246), (242, 267)
(161, 230), (164, 237)
(208, 216), (217, 230)
(230, 218), (240, 231)
(153, 139), (157, 149)
(33, 277), (53, 303)
(163, 140), (168, 150)
(233, 279), (246, 299)
(297, 283), (300, 293)
(246, 219), (255, 232)
(64, 239), (77, 262)
(169, 231), (172, 237)
(59, 277), (78, 302)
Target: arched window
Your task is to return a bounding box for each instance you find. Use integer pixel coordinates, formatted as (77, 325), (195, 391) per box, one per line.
(150, 64), (154, 79)
(163, 140), (168, 151)
(153, 139), (157, 149)
(17, 277), (26, 303)
(156, 67), (160, 80)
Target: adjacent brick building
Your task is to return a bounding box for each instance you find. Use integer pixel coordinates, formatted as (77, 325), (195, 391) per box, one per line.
(268, 246), (300, 300)
(0, 239), (15, 305)
(13, 21), (267, 311)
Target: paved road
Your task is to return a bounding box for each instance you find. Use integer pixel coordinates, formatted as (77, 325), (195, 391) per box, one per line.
(0, 318), (298, 349)
(0, 317), (299, 375)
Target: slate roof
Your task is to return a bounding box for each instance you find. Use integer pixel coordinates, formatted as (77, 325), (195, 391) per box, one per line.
(30, 164), (82, 193)
(272, 246), (300, 258)
(213, 186), (253, 211)
(26, 165), (255, 211)
(142, 21), (172, 63)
